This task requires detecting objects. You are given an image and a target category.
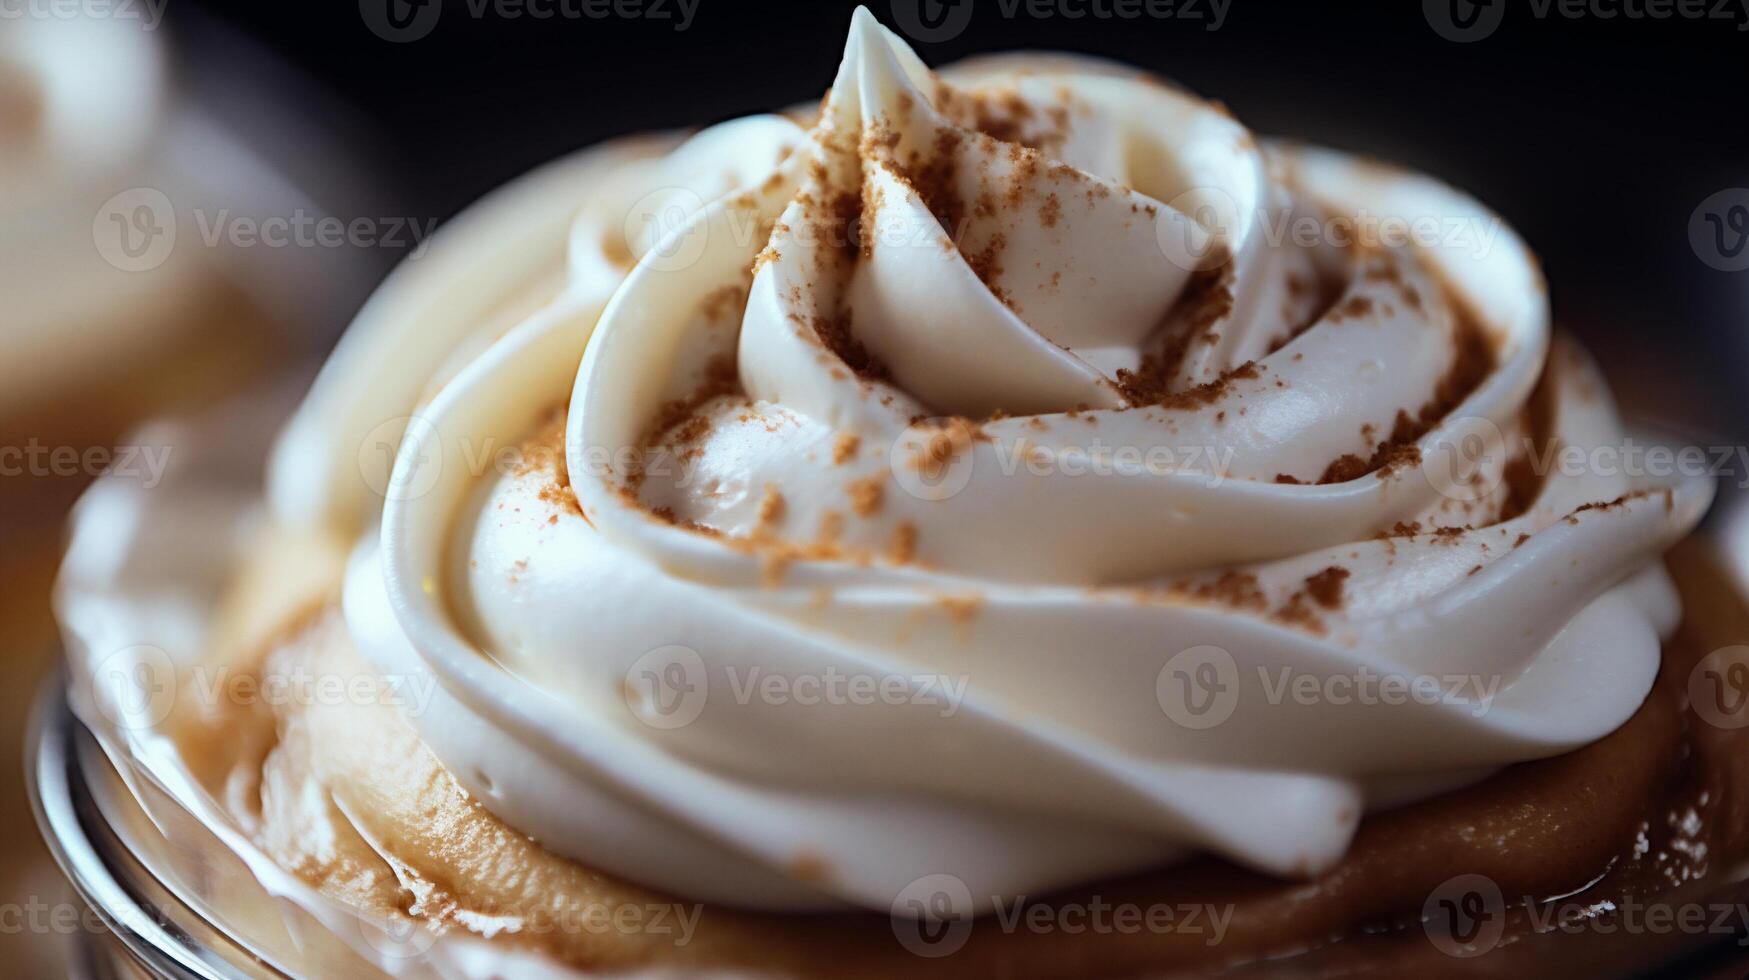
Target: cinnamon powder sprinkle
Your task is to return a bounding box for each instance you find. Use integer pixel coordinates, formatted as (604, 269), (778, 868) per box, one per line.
(519, 407), (585, 519)
(698, 283), (747, 324)
(1273, 593), (1325, 633)
(1317, 309), (1495, 484)
(812, 309), (889, 382)
(1328, 294), (1375, 322)
(1303, 567), (1350, 610)
(1114, 268), (1237, 405)
(1152, 362), (1262, 412)
(831, 432), (861, 465)
(938, 594), (984, 622)
(643, 354), (740, 458)
(889, 523), (919, 564)
(911, 417), (985, 480)
(847, 476), (884, 517)
(1039, 192), (1062, 228)
(1376, 521), (1424, 539)
(755, 485), (786, 535)
(1170, 571), (1268, 611)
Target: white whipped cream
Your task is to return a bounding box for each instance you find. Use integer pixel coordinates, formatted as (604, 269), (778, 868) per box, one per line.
(269, 8), (1709, 916)
(0, 16), (205, 411)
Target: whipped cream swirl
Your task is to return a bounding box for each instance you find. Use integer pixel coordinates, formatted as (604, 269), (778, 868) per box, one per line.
(272, 9), (1711, 914)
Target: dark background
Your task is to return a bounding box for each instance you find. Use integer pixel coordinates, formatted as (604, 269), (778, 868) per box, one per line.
(172, 0), (1747, 435)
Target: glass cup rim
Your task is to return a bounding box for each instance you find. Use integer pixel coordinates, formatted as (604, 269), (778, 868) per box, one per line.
(27, 667), (290, 980)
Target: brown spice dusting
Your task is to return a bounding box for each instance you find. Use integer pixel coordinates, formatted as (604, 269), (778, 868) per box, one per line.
(910, 417), (985, 480)
(831, 187), (864, 266)
(858, 178), (882, 262)
(755, 485), (786, 536)
(831, 432), (861, 465)
(1330, 294), (1375, 322)
(648, 506), (721, 537)
(537, 482), (583, 519)
(965, 232), (1012, 308)
(1113, 268), (1236, 405)
(938, 594), (984, 622)
(519, 406), (585, 519)
(1572, 493), (1636, 517)
(1318, 453), (1370, 485)
(889, 523), (919, 564)
(1171, 571), (1268, 611)
(698, 283), (748, 324)
(644, 354), (740, 457)
(847, 476), (884, 517)
(1304, 567), (1351, 610)
(1040, 192), (1062, 228)
(1153, 362), (1262, 412)
(812, 309), (889, 382)
(1499, 362), (1557, 521)
(1273, 593), (1326, 633)
(900, 125), (966, 238)
(1315, 294), (1496, 484)
(1376, 521), (1424, 539)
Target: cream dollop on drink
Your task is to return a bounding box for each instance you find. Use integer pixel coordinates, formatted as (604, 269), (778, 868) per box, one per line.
(269, 7), (1710, 915)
